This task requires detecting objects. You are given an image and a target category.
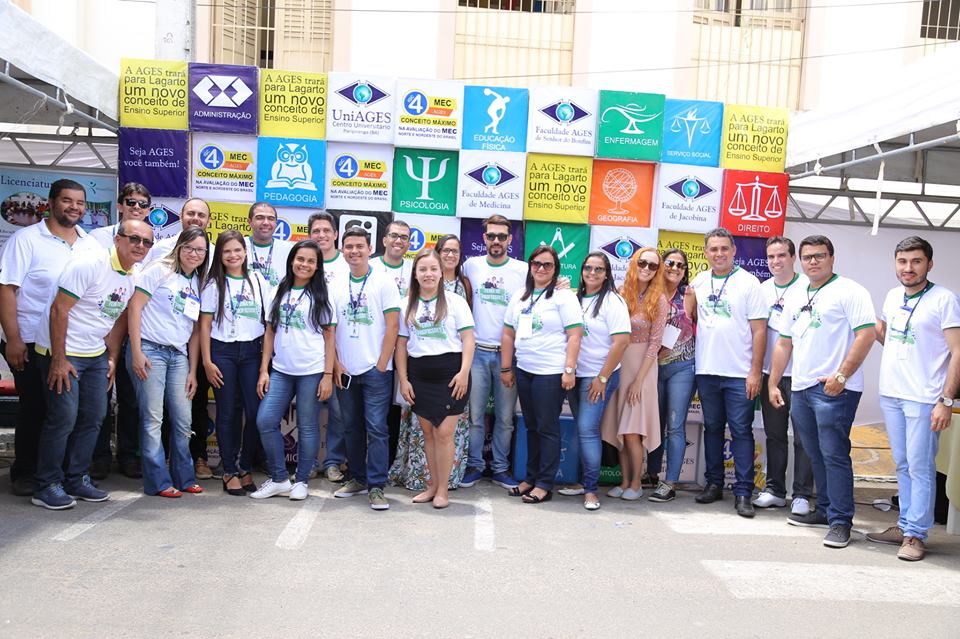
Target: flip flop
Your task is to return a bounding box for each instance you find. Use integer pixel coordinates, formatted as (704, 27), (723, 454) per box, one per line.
(157, 487), (182, 498)
(508, 485), (533, 497)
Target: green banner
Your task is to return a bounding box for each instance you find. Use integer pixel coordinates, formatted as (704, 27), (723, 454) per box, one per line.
(392, 148), (459, 216)
(524, 221), (590, 288)
(596, 90), (665, 161)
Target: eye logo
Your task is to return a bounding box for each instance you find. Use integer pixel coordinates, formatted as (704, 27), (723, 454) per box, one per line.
(600, 237), (642, 262)
(466, 163), (518, 188)
(667, 177), (714, 201)
(336, 81), (389, 106)
(192, 75), (253, 108)
(540, 100), (589, 125)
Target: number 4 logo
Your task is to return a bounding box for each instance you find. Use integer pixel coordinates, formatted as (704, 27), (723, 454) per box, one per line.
(335, 154), (358, 179)
(199, 145), (224, 170)
(404, 91), (426, 116)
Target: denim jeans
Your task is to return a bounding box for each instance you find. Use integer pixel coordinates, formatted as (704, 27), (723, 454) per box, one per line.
(567, 369), (620, 493)
(1, 340), (45, 483)
(210, 338), (262, 476)
(256, 370), (323, 484)
(696, 374), (756, 496)
(35, 352), (109, 490)
(516, 369), (565, 491)
(790, 383), (862, 527)
(128, 340), (195, 494)
(321, 388), (345, 470)
(340, 367), (394, 489)
(94, 340), (140, 465)
(879, 396), (939, 540)
(468, 348), (518, 473)
(760, 374), (814, 499)
(648, 359), (697, 483)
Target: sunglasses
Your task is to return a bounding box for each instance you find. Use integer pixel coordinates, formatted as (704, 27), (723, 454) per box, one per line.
(485, 232), (509, 242)
(664, 259), (686, 270)
(530, 260), (556, 272)
(124, 199), (151, 209)
(582, 265), (606, 274)
(637, 259), (660, 272)
(117, 232), (154, 248)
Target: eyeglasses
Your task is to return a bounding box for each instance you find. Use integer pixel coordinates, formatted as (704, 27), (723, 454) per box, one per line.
(800, 252), (829, 263)
(387, 232), (410, 242)
(530, 260), (556, 272)
(637, 259), (660, 272)
(117, 232), (154, 248)
(439, 248), (460, 256)
(124, 199), (151, 209)
(181, 246), (208, 256)
(664, 259), (686, 270)
(582, 265), (605, 274)
(485, 232), (509, 242)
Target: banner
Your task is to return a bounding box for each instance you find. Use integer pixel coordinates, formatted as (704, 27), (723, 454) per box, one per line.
(589, 225), (660, 287)
(325, 142), (393, 212)
(460, 217), (525, 259)
(119, 59), (188, 130)
(188, 63), (259, 134)
(191, 133), (257, 203)
(652, 163), (722, 234)
(118, 128), (189, 198)
(392, 148), (459, 216)
(207, 201), (250, 242)
(526, 86), (598, 156)
(455, 149), (525, 220)
(461, 85), (528, 153)
(332, 210), (395, 253)
(657, 230), (709, 280)
(733, 235), (772, 282)
(255, 137), (326, 208)
(326, 73), (396, 144)
(588, 160), (655, 227)
(595, 90), (665, 162)
(276, 206), (317, 242)
(719, 105), (789, 172)
(259, 70), (327, 139)
(523, 154), (593, 223)
(523, 221), (590, 288)
(147, 198), (187, 241)
(394, 79), (464, 150)
(661, 99), (723, 167)
(402, 213), (462, 259)
(719, 169), (788, 238)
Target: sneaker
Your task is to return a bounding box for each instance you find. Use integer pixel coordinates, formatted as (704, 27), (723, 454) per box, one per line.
(823, 524), (851, 548)
(648, 481), (676, 503)
(289, 482), (308, 501)
(606, 486), (624, 498)
(787, 510), (830, 528)
(31, 483), (77, 510)
(324, 465), (345, 483)
(334, 479), (368, 498)
(460, 467), (484, 488)
(752, 491), (786, 508)
(866, 525), (905, 546)
(249, 478), (292, 499)
(66, 475), (109, 502)
(558, 484), (586, 496)
(621, 487), (643, 501)
(491, 472), (519, 489)
(897, 536), (925, 561)
(194, 459), (213, 480)
(368, 487), (389, 510)
(790, 497), (811, 516)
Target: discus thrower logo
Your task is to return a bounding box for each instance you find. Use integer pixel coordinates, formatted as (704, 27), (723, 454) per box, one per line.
(599, 237), (642, 262)
(336, 81), (389, 107)
(465, 163), (518, 189)
(192, 75), (253, 108)
(540, 100), (590, 125)
(667, 177), (714, 201)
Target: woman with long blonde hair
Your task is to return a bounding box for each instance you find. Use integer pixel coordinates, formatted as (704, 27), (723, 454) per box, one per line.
(600, 247), (669, 501)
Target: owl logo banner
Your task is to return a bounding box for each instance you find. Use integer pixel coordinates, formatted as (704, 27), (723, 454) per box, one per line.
(256, 137), (326, 208)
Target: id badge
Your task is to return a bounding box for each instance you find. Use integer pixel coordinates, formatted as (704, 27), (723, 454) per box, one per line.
(350, 322), (360, 338)
(517, 314), (534, 339)
(182, 294), (201, 321)
(889, 309), (910, 333)
(792, 312), (812, 338)
(768, 308), (784, 333)
(661, 324), (681, 349)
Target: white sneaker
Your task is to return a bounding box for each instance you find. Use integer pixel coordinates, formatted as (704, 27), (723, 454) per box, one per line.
(752, 491), (787, 508)
(249, 479), (292, 499)
(791, 496), (811, 516)
(289, 482), (308, 501)
(621, 487), (643, 501)
(606, 486), (624, 498)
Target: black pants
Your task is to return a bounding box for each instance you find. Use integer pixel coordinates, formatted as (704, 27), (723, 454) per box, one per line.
(759, 373), (814, 499)
(93, 343), (140, 465)
(1, 340), (45, 482)
(190, 364), (211, 461)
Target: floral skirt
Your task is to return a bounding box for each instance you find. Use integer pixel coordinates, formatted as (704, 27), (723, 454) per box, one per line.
(388, 404), (470, 490)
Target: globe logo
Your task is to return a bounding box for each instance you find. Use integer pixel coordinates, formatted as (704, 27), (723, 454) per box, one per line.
(482, 165), (502, 186)
(601, 168), (638, 214)
(556, 102), (574, 123)
(353, 82), (372, 104)
(148, 207), (168, 227)
(615, 240), (634, 259)
(682, 178), (701, 199)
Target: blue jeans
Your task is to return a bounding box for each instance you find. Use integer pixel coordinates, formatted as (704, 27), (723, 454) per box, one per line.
(210, 338), (261, 476)
(256, 370), (324, 484)
(468, 348), (518, 473)
(649, 359), (697, 483)
(340, 367), (394, 489)
(696, 374), (756, 496)
(321, 389), (345, 470)
(128, 341), (195, 494)
(879, 396), (939, 540)
(35, 352), (109, 490)
(516, 369), (565, 491)
(790, 383), (862, 527)
(567, 369), (620, 493)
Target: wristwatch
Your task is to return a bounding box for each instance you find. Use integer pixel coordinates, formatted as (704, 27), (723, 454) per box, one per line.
(834, 372), (847, 385)
(941, 396), (955, 408)
(564, 366), (575, 375)
(598, 375), (608, 384)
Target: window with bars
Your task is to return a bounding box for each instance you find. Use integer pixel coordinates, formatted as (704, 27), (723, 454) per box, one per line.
(458, 0), (575, 14)
(921, 0), (960, 41)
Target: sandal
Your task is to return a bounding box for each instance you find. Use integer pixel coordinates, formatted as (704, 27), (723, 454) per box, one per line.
(222, 475), (245, 496)
(183, 484), (203, 494)
(239, 472), (256, 493)
(157, 487), (182, 498)
(508, 484), (533, 497)
(522, 490), (553, 504)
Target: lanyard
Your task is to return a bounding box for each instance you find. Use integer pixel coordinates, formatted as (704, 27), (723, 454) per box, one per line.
(251, 241), (274, 274)
(772, 273), (799, 311)
(523, 289), (546, 314)
(282, 288), (309, 333)
(801, 273), (837, 312)
(895, 282), (932, 333)
(349, 270), (370, 311)
(226, 277), (248, 321)
(709, 267), (736, 304)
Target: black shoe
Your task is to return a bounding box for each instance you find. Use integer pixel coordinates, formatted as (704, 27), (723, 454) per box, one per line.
(787, 510), (830, 528)
(9, 476), (35, 497)
(119, 460), (143, 479)
(823, 524), (851, 548)
(735, 495), (755, 518)
(90, 459), (111, 480)
(695, 484), (723, 504)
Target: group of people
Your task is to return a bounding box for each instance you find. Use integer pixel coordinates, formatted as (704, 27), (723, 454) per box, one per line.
(2, 179), (957, 562)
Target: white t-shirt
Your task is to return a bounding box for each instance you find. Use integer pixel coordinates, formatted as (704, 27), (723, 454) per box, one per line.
(780, 274), (876, 392)
(577, 291), (631, 378)
(691, 266), (768, 378)
(879, 284), (960, 404)
(331, 267), (402, 375)
(135, 261), (202, 354)
(504, 288), (583, 375)
(322, 250), (350, 291)
(200, 272), (268, 343)
(245, 237), (293, 289)
(89, 223), (121, 250)
(0, 220), (100, 343)
(270, 287), (337, 376)
(372, 256), (413, 299)
(399, 292), (474, 359)
(34, 249), (135, 356)
(462, 255), (528, 347)
(761, 272), (808, 377)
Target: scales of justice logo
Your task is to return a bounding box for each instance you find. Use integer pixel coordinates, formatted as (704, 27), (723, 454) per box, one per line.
(726, 175), (783, 222)
(601, 168), (638, 214)
(266, 143), (317, 190)
(669, 108), (712, 146)
(601, 103), (661, 134)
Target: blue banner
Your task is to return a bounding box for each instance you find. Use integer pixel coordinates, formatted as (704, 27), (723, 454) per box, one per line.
(661, 99), (723, 167)
(118, 128), (189, 198)
(256, 137), (326, 208)
(188, 62), (259, 134)
(461, 85), (529, 153)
